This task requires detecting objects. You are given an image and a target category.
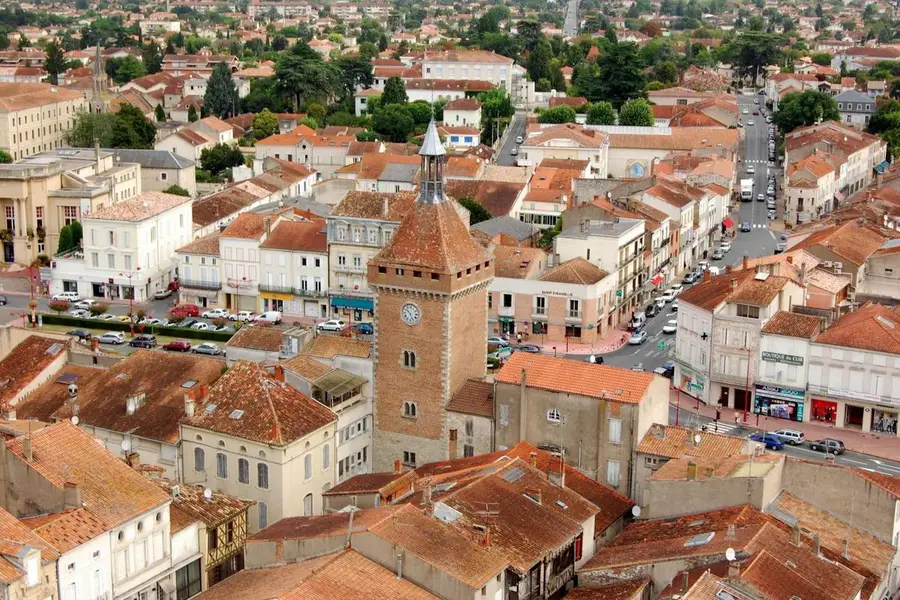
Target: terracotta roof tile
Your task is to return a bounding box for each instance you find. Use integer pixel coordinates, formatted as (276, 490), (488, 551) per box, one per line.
(16, 364), (101, 423)
(636, 424), (746, 459)
(23, 508), (107, 554)
(815, 302), (900, 354)
(0, 507), (59, 583)
(679, 270), (755, 312)
(446, 379), (493, 417)
(331, 191), (416, 221)
(0, 336), (66, 410)
(89, 191), (190, 222)
(491, 246), (545, 279)
(444, 98), (482, 111)
(6, 422), (170, 528)
(221, 213), (267, 239)
(249, 506), (402, 542)
(321, 473), (404, 496)
(524, 124), (608, 149)
(741, 550), (853, 600)
(538, 257), (609, 285)
(566, 579), (650, 600)
(789, 221), (889, 266)
(496, 353), (653, 404)
(609, 128), (739, 151)
(193, 558), (334, 600)
(156, 480), (253, 527)
(177, 233), (220, 255)
(279, 355), (332, 381)
(302, 336), (371, 359)
(225, 325), (284, 352)
(725, 273), (791, 306)
(184, 361), (335, 446)
(762, 311), (823, 338)
(0, 82), (84, 112)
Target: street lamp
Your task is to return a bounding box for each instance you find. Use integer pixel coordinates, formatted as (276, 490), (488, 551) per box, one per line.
(119, 266), (141, 335)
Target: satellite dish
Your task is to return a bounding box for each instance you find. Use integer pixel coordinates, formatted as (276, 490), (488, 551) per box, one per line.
(725, 547), (736, 562)
(121, 439), (131, 452)
(203, 488), (213, 500)
(694, 433), (702, 445)
(71, 416), (79, 426)
(589, 355), (596, 364)
(631, 505), (642, 517)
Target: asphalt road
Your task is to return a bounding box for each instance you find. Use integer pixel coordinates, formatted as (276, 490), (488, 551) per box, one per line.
(563, 0), (579, 37)
(497, 113), (525, 166)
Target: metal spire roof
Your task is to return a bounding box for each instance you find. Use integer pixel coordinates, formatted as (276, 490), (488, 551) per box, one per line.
(419, 120), (446, 157)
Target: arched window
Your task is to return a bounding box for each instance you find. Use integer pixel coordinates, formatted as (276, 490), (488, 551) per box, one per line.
(403, 350), (417, 368)
(238, 458), (249, 484)
(216, 453), (227, 478)
(303, 493), (314, 516)
(258, 463), (269, 489)
(629, 163), (645, 178)
(403, 401), (418, 418)
(194, 447), (205, 472)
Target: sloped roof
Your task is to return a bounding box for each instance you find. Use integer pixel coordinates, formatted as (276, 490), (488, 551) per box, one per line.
(636, 424), (746, 459)
(260, 220), (327, 253)
(814, 302), (900, 354)
(446, 379), (493, 417)
(88, 191), (190, 221)
(761, 311), (823, 339)
(0, 335), (66, 411)
(538, 257), (609, 285)
(331, 191), (416, 221)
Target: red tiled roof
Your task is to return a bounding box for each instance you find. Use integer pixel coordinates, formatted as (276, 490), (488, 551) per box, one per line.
(762, 311), (823, 338)
(260, 220), (327, 252)
(445, 379), (493, 417)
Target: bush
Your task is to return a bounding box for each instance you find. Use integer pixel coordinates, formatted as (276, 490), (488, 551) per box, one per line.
(39, 313), (236, 342)
(89, 302), (109, 316)
(163, 185), (191, 197)
(49, 300), (70, 314)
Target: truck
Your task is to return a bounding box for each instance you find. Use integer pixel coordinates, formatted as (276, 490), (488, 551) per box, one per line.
(740, 178), (754, 202)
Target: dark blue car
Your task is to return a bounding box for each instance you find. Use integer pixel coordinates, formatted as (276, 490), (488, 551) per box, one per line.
(749, 432), (784, 450)
(354, 323), (374, 335)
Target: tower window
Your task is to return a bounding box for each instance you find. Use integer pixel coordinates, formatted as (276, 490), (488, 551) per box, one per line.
(431, 273), (440, 280)
(395, 268), (404, 276)
(403, 401), (418, 418)
(403, 350), (417, 369)
(413, 271), (422, 278)
(378, 266), (386, 274)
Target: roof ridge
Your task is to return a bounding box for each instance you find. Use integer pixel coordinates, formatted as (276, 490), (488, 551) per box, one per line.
(261, 370), (284, 445)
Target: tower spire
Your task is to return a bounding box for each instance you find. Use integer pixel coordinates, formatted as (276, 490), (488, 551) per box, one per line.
(418, 120), (446, 205)
(91, 45), (105, 114)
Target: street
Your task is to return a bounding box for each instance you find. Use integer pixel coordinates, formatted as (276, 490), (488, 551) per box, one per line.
(563, 0), (579, 37)
(496, 112), (525, 166)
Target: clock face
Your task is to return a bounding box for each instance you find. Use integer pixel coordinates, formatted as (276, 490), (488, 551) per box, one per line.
(401, 303), (421, 325)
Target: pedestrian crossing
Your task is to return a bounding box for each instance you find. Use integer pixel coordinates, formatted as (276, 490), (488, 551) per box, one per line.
(745, 159), (768, 164)
(751, 223), (768, 229)
(701, 421), (740, 435)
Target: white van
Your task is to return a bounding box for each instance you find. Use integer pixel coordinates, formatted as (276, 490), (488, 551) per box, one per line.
(52, 291), (81, 302)
(707, 266), (721, 276)
(253, 311), (282, 324)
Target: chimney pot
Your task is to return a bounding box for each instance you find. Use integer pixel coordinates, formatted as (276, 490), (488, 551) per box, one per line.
(728, 560), (740, 577)
(394, 459), (401, 474)
(22, 437), (32, 463)
(529, 451), (537, 468)
(812, 533), (821, 555)
(482, 526), (491, 547)
(272, 365), (285, 382)
(184, 391), (196, 418)
(742, 255), (749, 271)
(791, 524), (801, 546)
(687, 461), (698, 480)
(63, 481), (81, 509)
(731, 278), (738, 290)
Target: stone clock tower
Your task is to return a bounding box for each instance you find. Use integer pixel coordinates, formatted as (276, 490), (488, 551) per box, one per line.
(369, 121), (494, 471)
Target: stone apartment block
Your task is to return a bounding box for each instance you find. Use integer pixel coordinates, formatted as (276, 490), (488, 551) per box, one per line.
(0, 83), (86, 161)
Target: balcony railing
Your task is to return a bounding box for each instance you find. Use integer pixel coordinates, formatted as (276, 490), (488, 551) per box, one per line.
(498, 305), (515, 317)
(566, 310), (582, 320)
(329, 286), (373, 297)
(334, 264), (367, 274)
(180, 278), (222, 291)
(258, 283), (294, 294)
(295, 287), (326, 298)
(533, 306), (547, 316)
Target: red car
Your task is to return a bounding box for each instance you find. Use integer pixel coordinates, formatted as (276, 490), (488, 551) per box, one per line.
(171, 303), (200, 317)
(163, 340), (191, 352)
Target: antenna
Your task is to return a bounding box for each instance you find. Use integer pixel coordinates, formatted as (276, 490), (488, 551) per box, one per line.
(71, 416), (79, 426)
(725, 547), (736, 561)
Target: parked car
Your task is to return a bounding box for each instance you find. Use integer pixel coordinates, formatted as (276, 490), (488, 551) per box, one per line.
(654, 296), (667, 308)
(662, 319), (678, 334)
(654, 360), (675, 378)
(487, 336), (509, 346)
(163, 340), (192, 352)
(254, 311), (283, 324)
(0, 295), (8, 306)
(515, 135), (524, 144)
(69, 309), (90, 319)
(181, 318), (200, 328)
(772, 429), (805, 445)
(750, 432), (785, 450)
(671, 301), (679, 312)
(628, 330), (648, 345)
(192, 342), (222, 356)
(154, 288), (173, 300)
(682, 272), (698, 284)
(660, 289), (677, 303)
(116, 315), (132, 323)
(172, 303), (200, 317)
(97, 332), (126, 345)
(129, 334), (157, 348)
(644, 303), (660, 318)
(775, 243), (787, 254)
(354, 323), (374, 335)
(768, 210), (777, 220)
(740, 221), (752, 232)
(202, 308), (230, 319)
(720, 241), (732, 253)
(712, 248), (725, 260)
(514, 344), (541, 353)
(317, 319), (347, 332)
(216, 325), (236, 333)
(190, 322), (213, 330)
(809, 438), (845, 455)
(668, 283), (684, 295)
(93, 313), (115, 321)
(510, 148), (518, 156)
(66, 329), (92, 341)
(229, 310), (255, 322)
(74, 299), (97, 310)
(52, 291), (80, 302)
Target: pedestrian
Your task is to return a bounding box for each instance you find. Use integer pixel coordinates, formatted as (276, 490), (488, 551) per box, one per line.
(516, 332), (522, 344)
(876, 416), (884, 433)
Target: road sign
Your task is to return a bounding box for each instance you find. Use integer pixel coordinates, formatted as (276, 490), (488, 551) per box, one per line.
(657, 342), (666, 350)
(616, 290), (623, 297)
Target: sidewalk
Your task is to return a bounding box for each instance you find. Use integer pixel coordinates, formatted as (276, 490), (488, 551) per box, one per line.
(525, 325), (632, 356)
(671, 389), (900, 462)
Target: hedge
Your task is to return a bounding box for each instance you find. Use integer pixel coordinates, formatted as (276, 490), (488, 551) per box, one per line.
(40, 313), (236, 343)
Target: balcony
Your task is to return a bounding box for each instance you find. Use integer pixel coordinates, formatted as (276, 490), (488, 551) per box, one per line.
(180, 278), (222, 291)
(334, 263), (367, 275)
(329, 286), (373, 298)
(294, 287), (326, 298)
(565, 310), (582, 321)
(498, 305), (515, 318)
(258, 283), (295, 294)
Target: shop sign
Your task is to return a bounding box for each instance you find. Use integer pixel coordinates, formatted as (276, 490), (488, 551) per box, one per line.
(754, 384), (805, 401)
(541, 290), (573, 297)
(679, 365), (707, 393)
(761, 351), (803, 366)
(827, 387), (882, 404)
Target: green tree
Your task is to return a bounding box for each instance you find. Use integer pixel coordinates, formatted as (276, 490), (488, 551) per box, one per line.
(112, 103), (156, 148)
(478, 87), (514, 145)
(111, 55), (145, 84)
(142, 41), (162, 74)
(204, 62), (238, 118)
(163, 184), (191, 196)
(334, 53), (374, 95)
(730, 31), (785, 83)
(537, 105), (577, 124)
(154, 103), (165, 122)
(187, 104), (198, 122)
(275, 42), (342, 112)
(372, 104), (414, 142)
(70, 221), (83, 248)
(618, 98), (654, 126)
(0, 150), (10, 164)
(653, 60), (678, 85)
(517, 19), (542, 53)
(586, 101), (617, 125)
(358, 41), (378, 61)
(65, 104), (155, 149)
(527, 39), (553, 91)
(57, 225), (74, 254)
(253, 108), (278, 139)
(44, 40), (66, 85)
(891, 81), (900, 100)
(305, 102), (326, 126)
(811, 52), (832, 66)
(381, 76), (408, 106)
(596, 42), (647, 108)
(773, 90), (839, 134)
(200, 143), (245, 174)
(298, 116), (319, 130)
(458, 197), (492, 224)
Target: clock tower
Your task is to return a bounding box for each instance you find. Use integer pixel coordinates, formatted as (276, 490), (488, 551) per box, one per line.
(369, 121), (494, 471)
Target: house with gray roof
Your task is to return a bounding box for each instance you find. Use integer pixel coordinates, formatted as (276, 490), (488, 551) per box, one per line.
(103, 148), (197, 197)
(471, 216), (538, 244)
(834, 90), (875, 130)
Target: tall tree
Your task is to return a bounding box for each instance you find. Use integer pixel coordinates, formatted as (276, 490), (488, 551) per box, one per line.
(372, 104), (414, 142)
(526, 39), (553, 91)
(155, 103), (166, 122)
(381, 76), (408, 106)
(275, 42), (341, 112)
(618, 98), (654, 126)
(517, 20), (542, 53)
(458, 197), (492, 224)
(187, 104), (198, 122)
(537, 105), (577, 124)
(253, 108), (278, 139)
(334, 54), (374, 95)
(586, 101), (617, 125)
(596, 42), (647, 108)
(204, 62), (238, 118)
(773, 90), (839, 134)
(142, 41), (162, 74)
(44, 40), (66, 85)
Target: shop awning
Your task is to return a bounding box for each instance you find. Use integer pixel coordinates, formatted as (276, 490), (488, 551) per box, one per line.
(722, 217), (735, 229)
(651, 275), (664, 286)
(875, 160), (890, 174)
(330, 296), (374, 310)
(834, 190), (845, 202)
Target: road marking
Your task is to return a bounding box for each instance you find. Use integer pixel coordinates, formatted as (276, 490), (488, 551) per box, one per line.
(841, 458), (866, 465)
(643, 350), (653, 357)
(875, 463), (900, 473)
(769, 231), (777, 241)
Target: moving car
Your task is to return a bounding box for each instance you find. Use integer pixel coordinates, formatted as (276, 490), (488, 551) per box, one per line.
(353, 323), (374, 335)
(74, 299), (97, 310)
(809, 438), (845, 455)
(746, 165), (755, 174)
(93, 313), (115, 321)
(712, 248), (726, 260)
(510, 148), (518, 156)
(181, 318), (200, 328)
(775, 243), (787, 254)
(192, 342), (222, 356)
(645, 303), (660, 318)
(740, 221), (752, 232)
(628, 330), (648, 345)
(487, 343), (512, 361)
(757, 193), (764, 202)
(515, 135), (524, 144)
(153, 289), (173, 300)
(52, 291), (80, 302)
(163, 340), (192, 352)
(129, 334), (157, 348)
(682, 272), (699, 284)
(487, 336), (509, 346)
(747, 119), (754, 126)
(772, 429), (805, 445)
(97, 332), (126, 345)
(0, 295), (7, 306)
(317, 319), (346, 332)
(662, 319), (678, 334)
(750, 432), (785, 450)
(202, 308), (230, 319)
(66, 329), (92, 341)
(741, 108), (749, 114)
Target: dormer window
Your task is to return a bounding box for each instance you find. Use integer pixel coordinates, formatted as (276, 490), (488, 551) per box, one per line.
(24, 554), (38, 588)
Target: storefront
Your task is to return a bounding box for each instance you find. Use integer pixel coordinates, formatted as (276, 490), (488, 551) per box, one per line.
(811, 398), (838, 424)
(330, 296), (374, 323)
(753, 384), (805, 422)
(676, 363), (709, 404)
(871, 408), (899, 434)
(261, 291), (292, 313)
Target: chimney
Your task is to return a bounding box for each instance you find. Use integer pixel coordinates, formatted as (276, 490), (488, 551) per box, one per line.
(480, 526), (491, 547)
(529, 451), (537, 468)
(422, 484), (432, 505)
(725, 264), (732, 273)
(727, 524), (736, 540)
(22, 436), (32, 463)
(791, 524), (800, 546)
(730, 278), (738, 290)
(799, 262), (807, 287)
(94, 137), (101, 172)
(728, 560), (740, 577)
(681, 570), (690, 592)
(396, 552), (403, 580)
(812, 533), (821, 555)
(843, 537), (850, 559)
(786, 255), (793, 264)
(703, 269), (712, 282)
(742, 255), (749, 271)
(383, 196), (389, 218)
(526, 487), (542, 504)
(687, 461), (698, 480)
(272, 365), (285, 382)
(125, 451), (141, 469)
(64, 481), (81, 509)
(184, 391), (196, 418)
(264, 217), (271, 238)
(394, 459), (401, 474)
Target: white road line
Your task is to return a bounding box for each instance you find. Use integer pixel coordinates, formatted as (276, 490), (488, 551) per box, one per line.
(841, 458), (867, 466)
(875, 463), (900, 473)
(769, 231), (776, 241)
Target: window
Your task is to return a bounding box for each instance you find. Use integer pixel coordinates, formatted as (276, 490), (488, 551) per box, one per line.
(464, 444), (474, 457)
(403, 350), (417, 368)
(303, 493), (314, 516)
(607, 460), (621, 486)
(91, 252), (99, 267)
(403, 451), (416, 467)
(465, 418), (474, 437)
(107, 253), (115, 269)
(502, 293), (512, 308)
(175, 559), (202, 600)
(547, 408), (561, 423)
(216, 453), (227, 478)
(574, 533), (584, 562)
(535, 296), (546, 315)
(35, 206), (43, 231)
(403, 401), (418, 418)
(258, 502), (268, 529)
(238, 458), (249, 484)
(257, 463), (269, 489)
(124, 255), (132, 270)
(337, 254), (346, 266)
(4, 206), (13, 233)
(608, 418), (622, 444)
(304, 454), (312, 480)
(194, 448), (205, 472)
(323, 444), (330, 469)
(736, 304), (760, 319)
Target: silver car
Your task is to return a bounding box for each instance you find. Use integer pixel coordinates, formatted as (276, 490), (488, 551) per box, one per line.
(628, 330), (648, 345)
(191, 342), (222, 356)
